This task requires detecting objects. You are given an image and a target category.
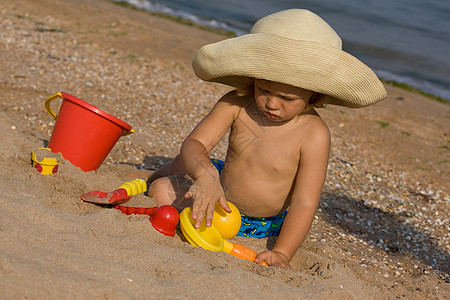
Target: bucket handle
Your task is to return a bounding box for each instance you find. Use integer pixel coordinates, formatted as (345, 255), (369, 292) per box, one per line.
(121, 129), (134, 136)
(45, 92), (134, 136)
(45, 92), (62, 120)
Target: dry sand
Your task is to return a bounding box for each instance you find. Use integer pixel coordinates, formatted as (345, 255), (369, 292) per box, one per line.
(0, 0), (449, 299)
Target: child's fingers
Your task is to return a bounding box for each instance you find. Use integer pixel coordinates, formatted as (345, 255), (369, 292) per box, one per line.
(186, 186), (200, 218)
(254, 251), (271, 265)
(192, 199), (216, 228)
(186, 185), (223, 228)
(184, 185), (198, 200)
(190, 193), (201, 217)
(218, 197), (231, 213)
(193, 214), (204, 229)
(192, 194), (208, 229)
(193, 205), (208, 229)
(255, 251), (292, 269)
(204, 202), (216, 227)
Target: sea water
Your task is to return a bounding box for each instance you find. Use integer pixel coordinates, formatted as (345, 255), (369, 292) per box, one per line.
(121, 0), (450, 101)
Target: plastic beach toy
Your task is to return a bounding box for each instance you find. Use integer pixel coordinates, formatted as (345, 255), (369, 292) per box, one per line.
(114, 205), (158, 216)
(180, 207), (224, 252)
(212, 201), (241, 239)
(149, 205), (180, 237)
(45, 92), (134, 171)
(113, 204), (179, 236)
(180, 207), (268, 266)
(80, 178), (147, 205)
(222, 239), (268, 266)
(31, 148), (62, 175)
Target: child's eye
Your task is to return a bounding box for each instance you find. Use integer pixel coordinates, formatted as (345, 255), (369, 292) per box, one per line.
(282, 96), (296, 101)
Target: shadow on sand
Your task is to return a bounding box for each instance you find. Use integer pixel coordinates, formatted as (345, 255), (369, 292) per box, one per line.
(318, 190), (449, 276)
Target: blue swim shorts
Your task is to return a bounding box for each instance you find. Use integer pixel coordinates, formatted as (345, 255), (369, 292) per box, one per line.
(237, 211), (287, 238)
(211, 158), (225, 173)
(210, 158), (286, 238)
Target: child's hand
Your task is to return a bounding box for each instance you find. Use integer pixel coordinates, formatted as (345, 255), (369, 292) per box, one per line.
(254, 250), (294, 270)
(185, 173), (230, 228)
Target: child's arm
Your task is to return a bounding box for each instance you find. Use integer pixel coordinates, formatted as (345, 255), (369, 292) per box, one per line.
(180, 92), (242, 228)
(255, 121), (331, 268)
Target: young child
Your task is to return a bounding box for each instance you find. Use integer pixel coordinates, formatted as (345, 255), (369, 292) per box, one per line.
(147, 9), (387, 268)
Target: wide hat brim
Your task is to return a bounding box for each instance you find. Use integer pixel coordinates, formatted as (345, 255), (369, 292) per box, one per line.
(193, 33), (387, 108)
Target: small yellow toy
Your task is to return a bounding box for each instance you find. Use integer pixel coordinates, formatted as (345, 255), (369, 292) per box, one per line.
(180, 206), (268, 266)
(212, 201), (241, 239)
(31, 148), (62, 175)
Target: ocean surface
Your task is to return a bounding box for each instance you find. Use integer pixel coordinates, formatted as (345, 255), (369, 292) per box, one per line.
(121, 0), (450, 101)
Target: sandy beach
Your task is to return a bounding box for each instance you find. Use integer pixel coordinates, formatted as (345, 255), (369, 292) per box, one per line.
(0, 0), (449, 298)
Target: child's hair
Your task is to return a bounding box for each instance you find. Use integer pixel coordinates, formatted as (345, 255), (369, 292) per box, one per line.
(236, 78), (325, 113)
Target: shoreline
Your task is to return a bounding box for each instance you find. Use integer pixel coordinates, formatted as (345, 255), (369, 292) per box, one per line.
(381, 79), (449, 105)
(0, 0), (449, 299)
(112, 0), (450, 104)
(112, 0), (237, 37)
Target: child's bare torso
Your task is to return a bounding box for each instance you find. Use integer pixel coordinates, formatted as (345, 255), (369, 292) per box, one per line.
(220, 99), (323, 218)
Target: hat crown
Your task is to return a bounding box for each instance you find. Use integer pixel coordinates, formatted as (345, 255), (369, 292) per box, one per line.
(250, 9), (342, 49)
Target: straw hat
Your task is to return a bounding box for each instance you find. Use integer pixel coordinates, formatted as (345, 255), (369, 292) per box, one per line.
(193, 9), (387, 108)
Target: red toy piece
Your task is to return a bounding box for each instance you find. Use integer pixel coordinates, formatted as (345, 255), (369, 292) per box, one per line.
(149, 205), (180, 237)
(114, 205), (158, 216)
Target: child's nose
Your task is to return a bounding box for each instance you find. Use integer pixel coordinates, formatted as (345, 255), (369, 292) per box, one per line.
(266, 96), (281, 110)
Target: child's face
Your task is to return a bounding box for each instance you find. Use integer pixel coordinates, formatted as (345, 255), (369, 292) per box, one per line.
(254, 79), (314, 122)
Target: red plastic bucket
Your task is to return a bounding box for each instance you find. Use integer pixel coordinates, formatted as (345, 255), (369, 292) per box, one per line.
(45, 92), (133, 171)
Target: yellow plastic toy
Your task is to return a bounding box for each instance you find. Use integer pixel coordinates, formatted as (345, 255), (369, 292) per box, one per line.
(31, 148), (62, 175)
(80, 178), (147, 205)
(212, 201), (241, 239)
(180, 207), (224, 252)
(180, 206), (268, 266)
(117, 178), (147, 195)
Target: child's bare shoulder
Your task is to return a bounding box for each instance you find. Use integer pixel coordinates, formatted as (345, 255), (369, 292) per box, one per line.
(301, 110), (331, 144)
(205, 91), (252, 125)
(302, 111), (331, 146)
(218, 90), (253, 108)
